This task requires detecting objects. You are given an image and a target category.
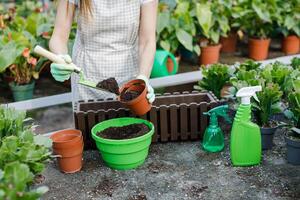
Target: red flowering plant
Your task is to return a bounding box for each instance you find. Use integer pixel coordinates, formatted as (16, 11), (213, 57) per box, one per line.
(8, 48), (39, 85)
(0, 29), (46, 85)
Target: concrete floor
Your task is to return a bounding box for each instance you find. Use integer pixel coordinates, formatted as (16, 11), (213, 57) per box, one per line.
(38, 129), (300, 200)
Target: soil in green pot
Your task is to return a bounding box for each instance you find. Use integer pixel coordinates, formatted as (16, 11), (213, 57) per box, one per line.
(96, 123), (150, 140)
(96, 77), (120, 95)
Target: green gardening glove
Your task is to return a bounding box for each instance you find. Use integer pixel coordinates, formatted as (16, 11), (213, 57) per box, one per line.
(50, 54), (76, 82)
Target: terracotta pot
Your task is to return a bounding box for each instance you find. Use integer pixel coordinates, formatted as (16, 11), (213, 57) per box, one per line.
(167, 55), (181, 73)
(248, 38), (271, 61)
(200, 44), (222, 65)
(119, 79), (151, 116)
(220, 33), (238, 53)
(282, 35), (300, 55)
(51, 129), (84, 173)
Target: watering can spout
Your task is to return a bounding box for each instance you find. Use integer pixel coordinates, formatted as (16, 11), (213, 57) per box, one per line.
(151, 50), (178, 78)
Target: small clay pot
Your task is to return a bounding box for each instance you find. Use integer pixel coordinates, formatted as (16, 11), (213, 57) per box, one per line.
(248, 38), (271, 61)
(119, 79), (151, 116)
(51, 129), (84, 173)
(282, 35), (300, 55)
(167, 55), (181, 73)
(220, 33), (238, 53)
(260, 126), (277, 150)
(200, 44), (222, 65)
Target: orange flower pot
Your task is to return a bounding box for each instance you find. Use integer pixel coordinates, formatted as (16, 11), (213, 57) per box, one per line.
(248, 38), (271, 61)
(51, 129), (84, 173)
(200, 44), (222, 65)
(282, 35), (300, 55)
(167, 55), (181, 73)
(220, 33), (238, 53)
(119, 79), (151, 116)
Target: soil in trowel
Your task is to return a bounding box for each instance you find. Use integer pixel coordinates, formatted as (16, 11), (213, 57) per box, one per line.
(96, 78), (120, 95)
(121, 90), (141, 101)
(97, 123), (150, 140)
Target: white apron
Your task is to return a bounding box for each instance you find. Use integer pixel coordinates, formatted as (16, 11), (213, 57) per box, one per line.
(71, 0), (140, 101)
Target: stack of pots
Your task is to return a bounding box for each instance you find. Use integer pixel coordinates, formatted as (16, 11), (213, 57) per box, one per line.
(51, 129), (84, 173)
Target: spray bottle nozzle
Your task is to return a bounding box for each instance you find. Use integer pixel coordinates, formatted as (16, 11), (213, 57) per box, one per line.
(236, 86), (262, 105)
(204, 105), (232, 124)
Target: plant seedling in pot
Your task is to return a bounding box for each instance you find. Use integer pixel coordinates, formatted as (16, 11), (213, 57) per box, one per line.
(194, 0), (230, 64)
(194, 63), (235, 99)
(284, 80), (300, 165)
(232, 0), (278, 60)
(252, 82), (283, 150)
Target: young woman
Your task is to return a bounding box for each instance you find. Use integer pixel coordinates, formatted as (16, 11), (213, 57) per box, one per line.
(49, 0), (157, 103)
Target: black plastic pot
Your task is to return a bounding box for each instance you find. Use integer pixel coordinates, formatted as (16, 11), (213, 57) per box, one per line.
(260, 127), (277, 150)
(285, 132), (300, 165)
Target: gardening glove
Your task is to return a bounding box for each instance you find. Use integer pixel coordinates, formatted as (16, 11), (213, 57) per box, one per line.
(136, 74), (155, 104)
(50, 54), (77, 82)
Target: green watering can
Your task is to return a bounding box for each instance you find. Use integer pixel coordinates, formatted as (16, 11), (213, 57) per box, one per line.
(151, 50), (178, 78)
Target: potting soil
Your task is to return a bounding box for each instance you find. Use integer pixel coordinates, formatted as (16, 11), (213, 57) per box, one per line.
(96, 123), (149, 140)
(96, 78), (120, 95)
(120, 90), (141, 101)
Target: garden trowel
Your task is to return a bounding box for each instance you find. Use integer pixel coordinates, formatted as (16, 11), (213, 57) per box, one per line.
(33, 45), (120, 95)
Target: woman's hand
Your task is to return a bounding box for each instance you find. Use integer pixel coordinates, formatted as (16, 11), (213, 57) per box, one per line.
(50, 54), (75, 82)
(136, 75), (155, 104)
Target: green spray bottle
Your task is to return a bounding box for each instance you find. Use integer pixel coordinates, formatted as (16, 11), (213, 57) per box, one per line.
(202, 105), (231, 152)
(230, 86), (262, 166)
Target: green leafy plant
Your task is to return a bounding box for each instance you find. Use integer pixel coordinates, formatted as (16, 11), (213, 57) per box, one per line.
(260, 62), (293, 97)
(232, 0), (278, 39)
(0, 161), (48, 200)
(0, 132), (52, 174)
(156, 1), (200, 55)
(276, 0), (300, 37)
(252, 82), (283, 127)
(287, 80), (300, 129)
(194, 63), (235, 99)
(194, 0), (230, 45)
(0, 106), (52, 199)
(291, 57), (300, 70)
(0, 106), (28, 139)
(229, 60), (262, 94)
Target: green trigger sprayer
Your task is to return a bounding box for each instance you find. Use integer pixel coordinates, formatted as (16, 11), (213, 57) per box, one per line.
(202, 105), (231, 152)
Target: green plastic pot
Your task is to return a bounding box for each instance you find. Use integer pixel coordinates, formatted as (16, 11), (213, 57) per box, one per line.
(151, 50), (178, 78)
(91, 118), (154, 170)
(9, 81), (35, 102)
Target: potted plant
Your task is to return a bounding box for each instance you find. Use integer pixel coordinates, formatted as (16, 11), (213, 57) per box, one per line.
(277, 0), (300, 55)
(215, 0), (238, 53)
(232, 0), (278, 60)
(252, 82), (283, 150)
(156, 1), (200, 72)
(194, 1), (230, 65)
(284, 80), (300, 165)
(0, 12), (50, 101)
(194, 63), (235, 99)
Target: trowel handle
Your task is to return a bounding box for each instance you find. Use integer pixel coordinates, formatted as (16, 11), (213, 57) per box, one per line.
(34, 45), (81, 73)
